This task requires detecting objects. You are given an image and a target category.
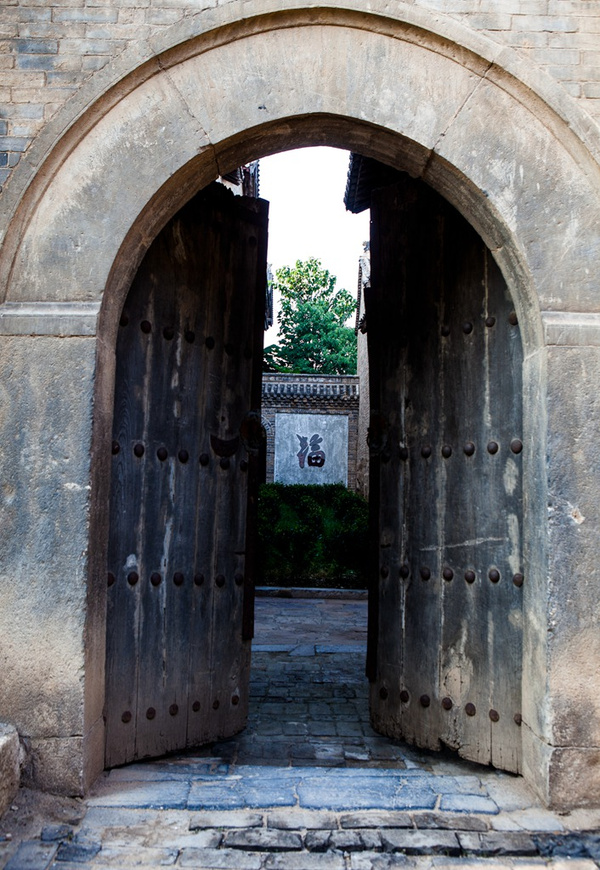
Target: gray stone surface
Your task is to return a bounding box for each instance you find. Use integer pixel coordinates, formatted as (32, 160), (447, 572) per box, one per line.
(40, 827), (73, 844)
(0, 335), (102, 796)
(55, 838), (101, 863)
(178, 849), (263, 869)
(457, 832), (537, 856)
(438, 795), (499, 815)
(88, 781), (190, 809)
(340, 812), (412, 830)
(274, 413), (348, 485)
(0, 725), (20, 819)
(80, 844), (179, 864)
(412, 813), (489, 832)
(265, 855), (346, 870)
(267, 811), (338, 830)
(3, 840), (58, 870)
(380, 829), (461, 855)
(223, 830), (303, 851)
(189, 812), (264, 830)
(297, 774), (437, 812)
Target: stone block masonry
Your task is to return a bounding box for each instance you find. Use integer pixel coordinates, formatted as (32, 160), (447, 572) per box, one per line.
(2, 0), (600, 192)
(261, 374), (360, 490)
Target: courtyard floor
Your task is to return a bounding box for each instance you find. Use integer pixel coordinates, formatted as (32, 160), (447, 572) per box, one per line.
(2, 594), (600, 869)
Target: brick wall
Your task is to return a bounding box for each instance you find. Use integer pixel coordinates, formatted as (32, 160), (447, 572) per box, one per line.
(261, 373), (360, 490)
(1, 0), (600, 192)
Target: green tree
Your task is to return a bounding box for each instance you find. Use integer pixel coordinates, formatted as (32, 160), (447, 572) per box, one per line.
(263, 258), (357, 374)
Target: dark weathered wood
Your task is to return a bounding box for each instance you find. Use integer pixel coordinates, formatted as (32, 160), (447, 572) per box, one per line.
(368, 177), (523, 773)
(105, 184), (268, 767)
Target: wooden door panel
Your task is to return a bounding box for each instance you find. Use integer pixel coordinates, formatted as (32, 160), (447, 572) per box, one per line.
(368, 177), (523, 772)
(105, 184), (268, 767)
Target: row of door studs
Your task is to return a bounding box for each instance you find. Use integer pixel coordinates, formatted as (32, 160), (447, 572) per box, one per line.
(397, 439), (523, 460)
(122, 702), (521, 726)
(119, 314), (253, 357)
(440, 311), (518, 336)
(378, 688), (522, 725)
(114, 439), (521, 463)
(107, 571), (244, 588)
(112, 441), (248, 471)
(111, 441), (246, 470)
(382, 565), (524, 586)
(119, 695), (240, 724)
(109, 568), (522, 587)
(119, 314), (518, 338)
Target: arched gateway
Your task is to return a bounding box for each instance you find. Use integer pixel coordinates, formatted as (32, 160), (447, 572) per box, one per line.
(1, 2), (600, 810)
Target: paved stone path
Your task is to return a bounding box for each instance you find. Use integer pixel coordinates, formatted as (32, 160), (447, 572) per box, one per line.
(2, 595), (600, 869)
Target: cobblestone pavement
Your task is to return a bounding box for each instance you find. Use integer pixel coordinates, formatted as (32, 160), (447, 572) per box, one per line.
(2, 595), (600, 869)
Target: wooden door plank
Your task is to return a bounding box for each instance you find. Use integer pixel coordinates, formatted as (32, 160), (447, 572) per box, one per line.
(438, 221), (494, 768)
(208, 196), (267, 738)
(105, 278), (155, 767)
(105, 184), (268, 766)
(368, 175), (523, 773)
(400, 197), (445, 749)
(366, 185), (403, 707)
(129, 258), (173, 758)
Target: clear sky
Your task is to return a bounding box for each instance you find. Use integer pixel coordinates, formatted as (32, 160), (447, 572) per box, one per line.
(258, 146), (370, 347)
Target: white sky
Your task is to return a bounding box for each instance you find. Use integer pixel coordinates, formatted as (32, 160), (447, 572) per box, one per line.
(258, 147), (370, 347)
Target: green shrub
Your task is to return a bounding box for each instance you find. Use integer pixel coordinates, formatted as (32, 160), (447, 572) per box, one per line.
(257, 483), (368, 588)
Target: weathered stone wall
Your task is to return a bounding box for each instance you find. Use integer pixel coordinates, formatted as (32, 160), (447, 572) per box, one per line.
(2, 0), (600, 192)
(262, 373), (360, 490)
(0, 334), (101, 796)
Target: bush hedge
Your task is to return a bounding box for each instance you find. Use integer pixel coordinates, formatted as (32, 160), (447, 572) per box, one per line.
(257, 483), (368, 588)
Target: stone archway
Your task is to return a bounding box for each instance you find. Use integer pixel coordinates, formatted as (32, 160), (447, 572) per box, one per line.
(1, 5), (600, 809)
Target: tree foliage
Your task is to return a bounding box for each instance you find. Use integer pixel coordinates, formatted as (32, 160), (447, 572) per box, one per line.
(263, 258), (357, 374)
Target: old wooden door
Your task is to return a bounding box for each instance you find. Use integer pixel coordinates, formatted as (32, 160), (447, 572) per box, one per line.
(105, 183), (267, 767)
(367, 177), (523, 773)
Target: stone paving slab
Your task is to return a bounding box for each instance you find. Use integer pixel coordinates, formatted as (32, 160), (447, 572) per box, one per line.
(380, 829), (461, 855)
(55, 840), (103, 863)
(3, 840), (58, 870)
(456, 832), (538, 856)
(296, 774), (438, 812)
(439, 795), (499, 814)
(264, 854), (346, 869)
(92, 763), (501, 815)
(189, 811), (264, 830)
(266, 811), (338, 830)
(88, 782), (190, 810)
(178, 850), (263, 869)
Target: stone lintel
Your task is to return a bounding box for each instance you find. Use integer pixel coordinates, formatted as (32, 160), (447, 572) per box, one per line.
(0, 302), (100, 336)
